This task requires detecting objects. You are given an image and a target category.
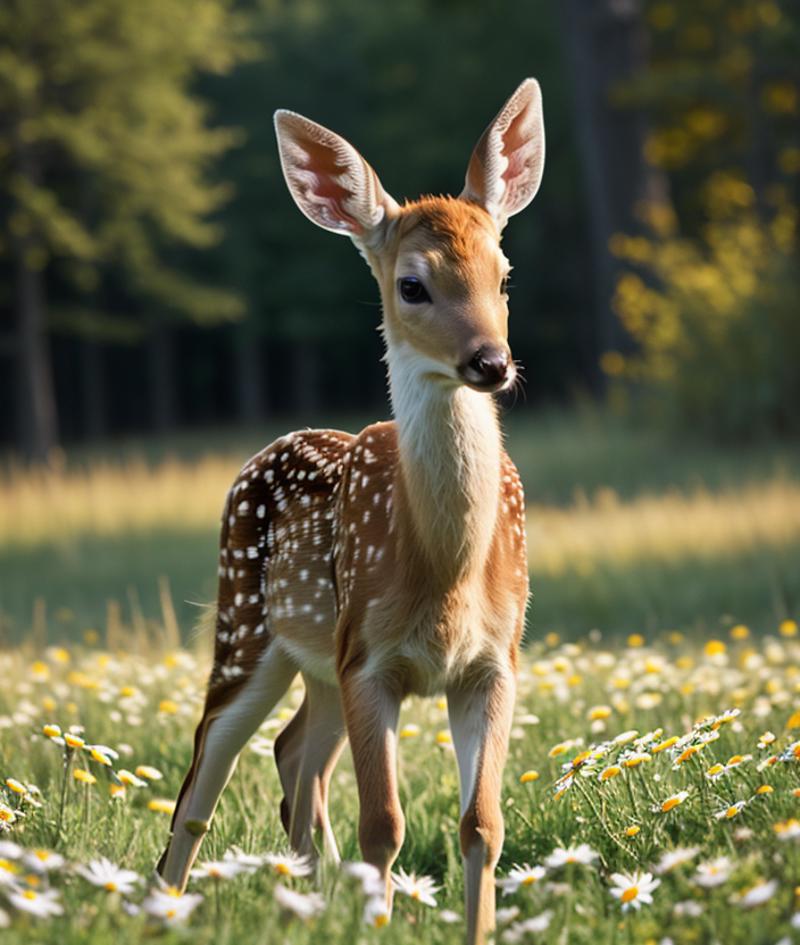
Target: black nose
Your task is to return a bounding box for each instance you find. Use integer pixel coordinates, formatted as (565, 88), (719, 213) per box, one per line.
(464, 345), (510, 388)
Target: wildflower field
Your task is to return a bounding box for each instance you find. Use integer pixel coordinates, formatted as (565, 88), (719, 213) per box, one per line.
(2, 626), (800, 942)
(1, 412), (799, 943)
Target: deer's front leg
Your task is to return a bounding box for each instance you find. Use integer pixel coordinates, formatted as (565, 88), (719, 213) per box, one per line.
(448, 670), (516, 945)
(340, 670), (404, 905)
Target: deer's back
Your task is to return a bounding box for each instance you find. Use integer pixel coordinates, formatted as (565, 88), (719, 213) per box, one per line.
(211, 428), (354, 689)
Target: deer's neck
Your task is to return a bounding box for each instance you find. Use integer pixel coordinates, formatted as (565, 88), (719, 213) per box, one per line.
(386, 342), (502, 578)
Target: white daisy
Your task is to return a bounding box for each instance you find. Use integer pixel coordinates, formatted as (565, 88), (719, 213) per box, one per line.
(0, 859), (20, 887)
(141, 887), (203, 924)
(654, 846), (700, 874)
(736, 879), (778, 908)
(496, 905), (520, 925)
(0, 841), (21, 860)
(544, 843), (599, 869)
(694, 857), (732, 888)
(7, 887), (64, 918)
(673, 900), (704, 917)
(223, 847), (264, 873)
(343, 861), (384, 896)
(264, 851), (313, 878)
(274, 883), (325, 920)
(497, 863), (547, 895)
(502, 911), (553, 944)
(363, 895), (390, 928)
(23, 849), (65, 873)
(391, 867), (439, 906)
(76, 857), (140, 894)
(609, 871), (660, 911)
(519, 910), (553, 932)
(714, 800), (747, 820)
(190, 859), (245, 881)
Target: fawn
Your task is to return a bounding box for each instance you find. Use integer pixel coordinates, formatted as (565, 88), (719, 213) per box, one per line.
(157, 78), (544, 944)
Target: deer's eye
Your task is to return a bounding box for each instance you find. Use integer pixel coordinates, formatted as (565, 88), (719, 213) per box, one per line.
(398, 277), (431, 304)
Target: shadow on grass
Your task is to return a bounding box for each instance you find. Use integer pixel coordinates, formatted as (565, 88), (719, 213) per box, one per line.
(527, 540), (798, 639)
(1, 526), (796, 645)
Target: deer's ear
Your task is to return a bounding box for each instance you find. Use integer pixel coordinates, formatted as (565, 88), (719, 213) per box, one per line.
(274, 110), (398, 240)
(460, 78), (545, 229)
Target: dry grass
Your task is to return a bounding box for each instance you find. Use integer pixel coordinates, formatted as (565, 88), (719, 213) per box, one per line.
(0, 455), (240, 547)
(2, 454), (798, 579)
(527, 478), (800, 576)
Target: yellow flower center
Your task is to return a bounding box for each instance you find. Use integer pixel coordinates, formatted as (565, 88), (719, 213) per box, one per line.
(522, 875), (537, 886)
(22, 890), (37, 901)
(105, 881), (118, 892)
(621, 886), (639, 903)
(275, 862), (291, 876)
(726, 806), (740, 818)
(374, 913), (389, 928)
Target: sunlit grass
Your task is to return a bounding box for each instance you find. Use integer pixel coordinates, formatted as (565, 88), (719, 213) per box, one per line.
(1, 416), (798, 637)
(2, 447), (798, 570)
(0, 625), (799, 943)
(527, 477), (800, 575)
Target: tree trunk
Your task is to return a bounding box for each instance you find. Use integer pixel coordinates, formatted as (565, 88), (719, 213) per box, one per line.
(80, 338), (106, 441)
(147, 322), (177, 433)
(560, 0), (668, 388)
(14, 242), (59, 463)
(233, 323), (266, 423)
(12, 138), (59, 463)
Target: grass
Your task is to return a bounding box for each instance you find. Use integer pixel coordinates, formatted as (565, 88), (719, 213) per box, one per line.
(1, 627), (799, 942)
(1, 408), (799, 941)
(0, 407), (797, 639)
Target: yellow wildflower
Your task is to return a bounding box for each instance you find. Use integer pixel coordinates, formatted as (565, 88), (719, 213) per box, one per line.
(588, 705), (612, 721)
(148, 798), (177, 815)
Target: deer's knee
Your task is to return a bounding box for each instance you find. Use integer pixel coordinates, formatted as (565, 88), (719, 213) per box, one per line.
(359, 805), (405, 869)
(460, 803), (504, 867)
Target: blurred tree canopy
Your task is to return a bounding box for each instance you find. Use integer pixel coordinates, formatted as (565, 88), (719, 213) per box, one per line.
(607, 0), (800, 437)
(1, 0), (797, 458)
(0, 0), (247, 458)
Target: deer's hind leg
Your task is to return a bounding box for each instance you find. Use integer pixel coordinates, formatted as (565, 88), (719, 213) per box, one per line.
(157, 642), (297, 892)
(275, 674), (346, 861)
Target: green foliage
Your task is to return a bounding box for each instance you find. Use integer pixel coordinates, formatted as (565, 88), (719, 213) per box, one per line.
(608, 176), (800, 437)
(0, 0), (248, 329)
(604, 0), (800, 439)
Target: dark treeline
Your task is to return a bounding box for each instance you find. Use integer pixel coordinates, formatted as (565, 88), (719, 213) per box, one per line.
(2, 0), (798, 460)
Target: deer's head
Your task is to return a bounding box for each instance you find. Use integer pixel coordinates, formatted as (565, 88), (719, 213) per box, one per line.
(275, 79), (545, 394)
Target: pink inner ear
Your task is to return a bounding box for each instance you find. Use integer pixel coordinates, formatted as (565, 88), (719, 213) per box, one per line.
(500, 107), (532, 190)
(299, 138), (360, 232)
